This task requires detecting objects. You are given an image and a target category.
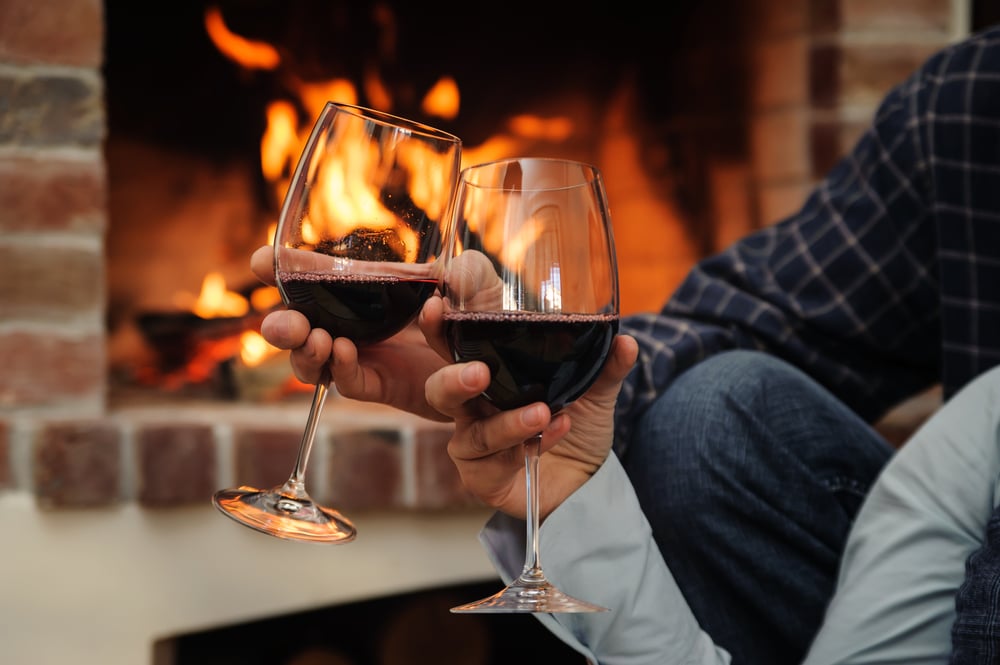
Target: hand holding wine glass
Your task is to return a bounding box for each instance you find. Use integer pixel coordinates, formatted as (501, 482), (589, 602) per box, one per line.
(439, 157), (621, 612)
(213, 101), (461, 543)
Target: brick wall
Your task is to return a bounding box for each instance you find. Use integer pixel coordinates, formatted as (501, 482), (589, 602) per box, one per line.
(747, 0), (968, 226)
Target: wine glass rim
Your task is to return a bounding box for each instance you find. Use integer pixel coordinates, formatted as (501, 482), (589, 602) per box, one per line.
(326, 100), (462, 145)
(459, 156), (603, 191)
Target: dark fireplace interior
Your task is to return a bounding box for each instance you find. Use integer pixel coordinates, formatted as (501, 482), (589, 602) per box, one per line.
(163, 580), (581, 665)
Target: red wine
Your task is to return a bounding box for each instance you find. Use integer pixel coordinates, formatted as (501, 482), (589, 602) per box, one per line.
(279, 271), (437, 344)
(444, 311), (619, 412)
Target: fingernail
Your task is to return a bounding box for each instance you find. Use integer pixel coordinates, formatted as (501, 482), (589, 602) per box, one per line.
(460, 363), (481, 387)
(522, 404), (545, 429)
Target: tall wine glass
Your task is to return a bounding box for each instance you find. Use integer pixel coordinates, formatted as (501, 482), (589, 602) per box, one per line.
(213, 101), (462, 542)
(441, 157), (619, 612)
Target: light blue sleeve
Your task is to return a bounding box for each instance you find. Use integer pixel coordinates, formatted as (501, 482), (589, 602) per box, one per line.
(479, 453), (732, 665)
(803, 366), (1000, 664)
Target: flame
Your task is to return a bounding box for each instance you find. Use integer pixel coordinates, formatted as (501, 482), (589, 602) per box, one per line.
(509, 114), (573, 141)
(203, 6), (280, 71)
(183, 272), (249, 319)
(260, 100), (299, 184)
(422, 76), (460, 120)
(300, 79), (359, 120)
(189, 5), (589, 394)
(363, 68), (393, 110)
(239, 330), (276, 367)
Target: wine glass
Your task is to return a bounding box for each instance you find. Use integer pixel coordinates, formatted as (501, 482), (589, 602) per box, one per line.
(213, 101), (462, 542)
(440, 157), (619, 612)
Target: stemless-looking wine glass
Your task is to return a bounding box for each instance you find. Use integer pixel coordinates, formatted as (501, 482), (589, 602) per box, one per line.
(213, 101), (462, 543)
(441, 157), (620, 612)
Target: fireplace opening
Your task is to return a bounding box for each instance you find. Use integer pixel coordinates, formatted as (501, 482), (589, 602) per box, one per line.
(158, 579), (581, 665)
(103, 0), (752, 402)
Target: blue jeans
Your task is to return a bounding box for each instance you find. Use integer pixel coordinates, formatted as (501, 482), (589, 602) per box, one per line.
(620, 350), (894, 665)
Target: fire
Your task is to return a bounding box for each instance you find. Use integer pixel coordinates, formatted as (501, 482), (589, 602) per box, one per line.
(203, 6), (280, 71)
(178, 4), (585, 395)
(239, 330), (273, 366)
(422, 77), (460, 120)
(172, 272), (249, 319)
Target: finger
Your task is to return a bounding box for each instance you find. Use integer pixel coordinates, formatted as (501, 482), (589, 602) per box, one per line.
(445, 250), (504, 307)
(259, 309), (312, 349)
(418, 295), (452, 361)
(250, 246), (276, 285)
(426, 362), (556, 458)
(329, 336), (364, 397)
(425, 361), (492, 418)
(586, 334), (639, 402)
(288, 328), (333, 384)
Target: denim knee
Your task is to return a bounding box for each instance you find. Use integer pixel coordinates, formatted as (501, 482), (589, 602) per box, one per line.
(622, 349), (891, 536)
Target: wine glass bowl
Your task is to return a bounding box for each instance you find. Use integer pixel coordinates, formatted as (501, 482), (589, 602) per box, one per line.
(213, 101), (462, 543)
(441, 157), (620, 612)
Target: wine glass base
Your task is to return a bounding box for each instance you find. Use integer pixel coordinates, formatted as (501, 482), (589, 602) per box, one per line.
(213, 486), (357, 544)
(450, 580), (609, 614)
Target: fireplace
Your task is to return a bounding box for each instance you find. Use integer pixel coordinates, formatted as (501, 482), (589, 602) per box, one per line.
(101, 0), (734, 401)
(0, 0), (974, 663)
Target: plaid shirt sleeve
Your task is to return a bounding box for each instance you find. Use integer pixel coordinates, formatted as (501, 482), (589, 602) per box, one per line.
(614, 29), (1000, 454)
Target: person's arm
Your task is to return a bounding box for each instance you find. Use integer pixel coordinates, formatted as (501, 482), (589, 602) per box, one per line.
(422, 316), (729, 664)
(614, 41), (961, 451)
(801, 364), (1000, 664)
(481, 453), (732, 665)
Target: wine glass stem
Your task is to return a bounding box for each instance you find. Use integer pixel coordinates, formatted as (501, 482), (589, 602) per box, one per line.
(281, 369), (332, 499)
(520, 433), (546, 584)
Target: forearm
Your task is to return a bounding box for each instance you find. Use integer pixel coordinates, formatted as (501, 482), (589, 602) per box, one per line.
(480, 454), (732, 665)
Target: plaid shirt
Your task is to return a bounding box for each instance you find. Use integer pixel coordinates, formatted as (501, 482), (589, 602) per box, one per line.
(616, 26), (1000, 454)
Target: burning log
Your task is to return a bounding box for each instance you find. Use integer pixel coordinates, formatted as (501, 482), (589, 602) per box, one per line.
(135, 310), (266, 397)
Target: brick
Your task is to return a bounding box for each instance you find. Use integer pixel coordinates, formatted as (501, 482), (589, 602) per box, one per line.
(0, 0), (103, 67)
(136, 424), (216, 506)
(327, 429), (403, 511)
(0, 243), (103, 320)
(812, 42), (944, 110)
(841, 0), (955, 34)
(809, 0), (841, 33)
(0, 74), (105, 147)
(757, 180), (813, 226)
(33, 420), (120, 507)
(0, 331), (104, 409)
(751, 35), (809, 110)
(413, 427), (477, 510)
(840, 43), (944, 107)
(0, 156), (106, 232)
(231, 426), (303, 492)
(809, 44), (842, 108)
(750, 108), (811, 182)
(810, 117), (870, 176)
(747, 0), (810, 38)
